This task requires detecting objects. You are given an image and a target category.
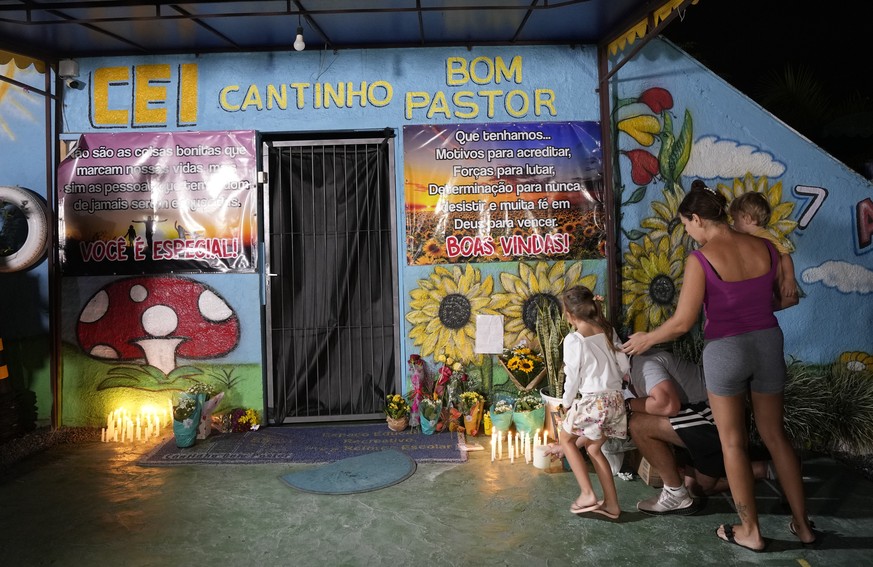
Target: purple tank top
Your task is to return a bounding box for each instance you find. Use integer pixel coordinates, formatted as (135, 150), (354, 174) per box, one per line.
(690, 240), (779, 340)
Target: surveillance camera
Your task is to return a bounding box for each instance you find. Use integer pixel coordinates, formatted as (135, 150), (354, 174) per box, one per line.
(64, 78), (85, 90)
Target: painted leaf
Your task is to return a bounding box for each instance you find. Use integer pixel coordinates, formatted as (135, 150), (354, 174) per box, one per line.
(623, 185), (647, 205)
(667, 110), (694, 179)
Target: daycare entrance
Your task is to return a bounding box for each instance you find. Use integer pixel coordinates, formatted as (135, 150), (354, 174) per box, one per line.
(263, 133), (400, 423)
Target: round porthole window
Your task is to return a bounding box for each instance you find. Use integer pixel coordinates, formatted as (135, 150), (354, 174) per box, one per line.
(0, 186), (48, 272)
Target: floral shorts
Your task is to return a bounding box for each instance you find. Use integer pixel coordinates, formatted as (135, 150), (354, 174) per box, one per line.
(562, 390), (626, 441)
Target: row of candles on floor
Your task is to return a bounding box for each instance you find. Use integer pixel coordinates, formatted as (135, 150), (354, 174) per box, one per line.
(491, 428), (550, 464)
(100, 402), (172, 443)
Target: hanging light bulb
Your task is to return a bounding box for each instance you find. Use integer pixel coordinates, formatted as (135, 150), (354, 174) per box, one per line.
(293, 25), (305, 51)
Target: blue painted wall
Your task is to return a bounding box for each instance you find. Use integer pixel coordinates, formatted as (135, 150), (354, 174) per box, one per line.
(614, 38), (872, 365)
(0, 60), (53, 421)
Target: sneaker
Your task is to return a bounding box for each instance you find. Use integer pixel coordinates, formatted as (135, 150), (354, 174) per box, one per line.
(637, 487), (697, 516)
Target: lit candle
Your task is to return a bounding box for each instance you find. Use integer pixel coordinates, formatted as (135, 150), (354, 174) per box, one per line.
(543, 430), (547, 446)
(534, 429), (540, 447)
(498, 431), (503, 460)
(509, 434), (515, 463)
(491, 432), (496, 462)
(101, 428), (106, 443)
(113, 430), (118, 442)
(516, 432), (521, 456)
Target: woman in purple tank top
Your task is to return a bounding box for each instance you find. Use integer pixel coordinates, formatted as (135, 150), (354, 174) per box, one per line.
(622, 182), (813, 551)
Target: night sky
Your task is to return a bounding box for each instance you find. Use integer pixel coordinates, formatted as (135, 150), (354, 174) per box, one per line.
(661, 0), (873, 174)
(662, 1), (873, 100)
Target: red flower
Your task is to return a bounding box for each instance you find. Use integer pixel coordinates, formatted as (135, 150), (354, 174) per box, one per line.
(622, 149), (659, 185)
(638, 87), (673, 113)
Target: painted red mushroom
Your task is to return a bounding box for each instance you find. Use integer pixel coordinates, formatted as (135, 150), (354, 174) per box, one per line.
(77, 276), (240, 374)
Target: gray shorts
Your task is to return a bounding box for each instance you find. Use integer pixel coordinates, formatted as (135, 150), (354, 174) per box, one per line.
(702, 327), (787, 396)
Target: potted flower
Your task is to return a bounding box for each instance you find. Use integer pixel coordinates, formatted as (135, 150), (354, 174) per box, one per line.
(187, 381), (224, 440)
(459, 391), (485, 436)
(535, 300), (572, 441)
(489, 399), (514, 432)
(418, 394), (442, 435)
(512, 392), (545, 435)
(498, 342), (547, 392)
(172, 393), (201, 448)
(385, 394), (410, 431)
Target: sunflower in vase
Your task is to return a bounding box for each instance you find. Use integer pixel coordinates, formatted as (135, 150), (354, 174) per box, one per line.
(499, 343), (546, 392)
(385, 394), (410, 431)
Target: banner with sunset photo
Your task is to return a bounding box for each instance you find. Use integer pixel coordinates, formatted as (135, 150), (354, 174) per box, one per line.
(403, 122), (604, 265)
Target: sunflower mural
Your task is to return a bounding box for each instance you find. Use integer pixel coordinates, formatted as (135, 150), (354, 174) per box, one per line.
(718, 173), (798, 252)
(406, 264), (506, 362)
(493, 260), (598, 347)
(622, 234), (686, 331)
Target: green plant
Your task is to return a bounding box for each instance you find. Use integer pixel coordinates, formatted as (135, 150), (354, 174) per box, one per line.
(751, 360), (873, 455)
(535, 299), (571, 399)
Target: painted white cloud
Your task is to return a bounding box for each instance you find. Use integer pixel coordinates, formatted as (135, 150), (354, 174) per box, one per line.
(684, 136), (786, 179)
(802, 260), (873, 294)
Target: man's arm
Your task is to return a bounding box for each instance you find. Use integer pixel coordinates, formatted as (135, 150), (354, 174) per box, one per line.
(626, 379), (681, 417)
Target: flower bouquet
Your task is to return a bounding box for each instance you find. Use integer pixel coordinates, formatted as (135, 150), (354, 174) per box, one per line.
(406, 354), (431, 428)
(489, 399), (514, 432)
(172, 392), (201, 448)
(217, 408), (261, 433)
(511, 392), (545, 435)
(498, 343), (547, 392)
(459, 391), (485, 436)
(187, 381), (224, 439)
(418, 395), (442, 435)
(385, 394), (410, 431)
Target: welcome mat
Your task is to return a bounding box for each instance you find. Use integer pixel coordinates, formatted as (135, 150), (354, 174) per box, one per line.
(138, 423), (467, 466)
(281, 449), (416, 494)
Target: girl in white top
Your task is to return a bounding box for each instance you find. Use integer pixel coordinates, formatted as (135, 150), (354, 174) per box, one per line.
(559, 285), (630, 520)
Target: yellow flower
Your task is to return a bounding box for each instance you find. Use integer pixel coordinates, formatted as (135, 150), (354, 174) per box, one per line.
(718, 174), (797, 252)
(493, 260), (597, 347)
(622, 234), (685, 332)
(640, 184), (695, 252)
(406, 264), (503, 361)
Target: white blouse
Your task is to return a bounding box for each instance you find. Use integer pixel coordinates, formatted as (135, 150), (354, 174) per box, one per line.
(561, 331), (629, 408)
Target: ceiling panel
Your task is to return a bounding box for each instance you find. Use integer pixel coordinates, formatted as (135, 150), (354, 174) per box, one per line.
(0, 0), (663, 61)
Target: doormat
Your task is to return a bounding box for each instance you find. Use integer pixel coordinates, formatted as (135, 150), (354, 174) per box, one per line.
(280, 449), (416, 494)
(138, 422), (467, 466)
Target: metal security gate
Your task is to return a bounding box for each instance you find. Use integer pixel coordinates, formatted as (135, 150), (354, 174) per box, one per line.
(263, 134), (399, 423)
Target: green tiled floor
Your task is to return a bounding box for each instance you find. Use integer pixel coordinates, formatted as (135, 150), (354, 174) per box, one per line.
(1, 428), (870, 566)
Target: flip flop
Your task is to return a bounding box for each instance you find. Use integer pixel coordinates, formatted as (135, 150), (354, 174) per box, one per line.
(789, 520), (818, 547)
(716, 524), (766, 553)
(579, 507), (621, 521)
(570, 499), (602, 514)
